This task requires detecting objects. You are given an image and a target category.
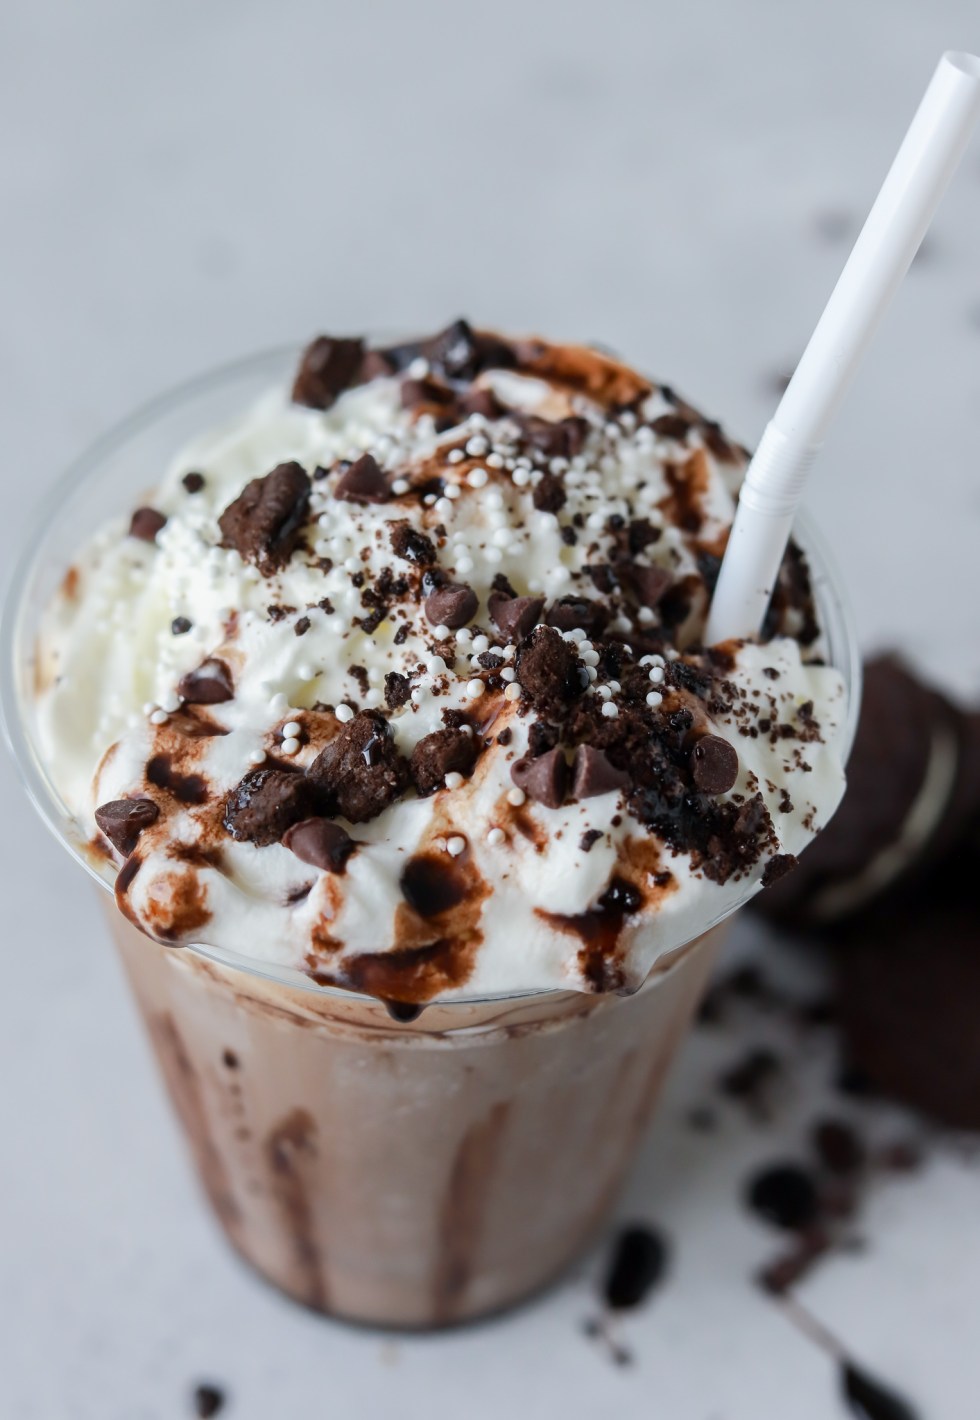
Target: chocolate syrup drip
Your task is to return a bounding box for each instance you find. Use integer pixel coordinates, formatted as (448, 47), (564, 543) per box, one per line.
(384, 999), (424, 1023)
(400, 853), (468, 918)
(841, 1362), (919, 1420)
(602, 1224), (669, 1310)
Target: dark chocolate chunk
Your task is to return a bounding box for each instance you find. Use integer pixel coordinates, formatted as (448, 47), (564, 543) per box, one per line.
(516, 414), (590, 459)
(545, 595), (609, 639)
(511, 747), (568, 808)
(400, 376), (454, 410)
(690, 735), (739, 794)
(488, 592), (544, 642)
(223, 768), (317, 847)
(384, 671), (411, 709)
(171, 616), (192, 635)
(294, 615), (311, 636)
(423, 319), (481, 380)
(424, 582), (478, 630)
(193, 1383), (226, 1418)
(573, 746), (630, 799)
(308, 710), (410, 823)
(334, 452), (388, 504)
(292, 334), (365, 410)
(182, 471), (206, 494)
(602, 1224), (669, 1310)
(218, 460), (311, 574)
(389, 520), (436, 565)
(128, 507), (167, 542)
(745, 1162), (820, 1232)
(650, 413), (693, 440)
(514, 626), (582, 706)
(457, 385), (504, 420)
(283, 818), (357, 872)
(410, 728), (479, 796)
(178, 658), (235, 705)
(532, 473), (566, 512)
(623, 563), (672, 609)
(94, 798), (160, 855)
(762, 853), (798, 887)
(579, 828), (603, 852)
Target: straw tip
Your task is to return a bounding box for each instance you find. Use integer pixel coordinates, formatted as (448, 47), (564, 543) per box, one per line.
(943, 50), (980, 81)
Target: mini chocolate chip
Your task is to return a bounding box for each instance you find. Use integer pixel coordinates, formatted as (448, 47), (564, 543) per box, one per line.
(334, 452), (388, 504)
(762, 853), (798, 887)
(532, 473), (566, 512)
(690, 735), (739, 794)
(384, 671), (411, 709)
(545, 595), (608, 638)
(223, 768), (317, 846)
(218, 461), (311, 574)
(182, 471), (206, 494)
(623, 563), (672, 609)
(94, 798), (160, 855)
(294, 615), (311, 636)
(512, 747), (568, 808)
(178, 659), (234, 705)
(389, 520), (436, 565)
(487, 592), (544, 642)
(572, 746), (630, 799)
(283, 818), (357, 872)
(410, 728), (479, 796)
(171, 616), (192, 635)
(424, 582), (478, 630)
(128, 507), (167, 542)
(292, 334), (365, 410)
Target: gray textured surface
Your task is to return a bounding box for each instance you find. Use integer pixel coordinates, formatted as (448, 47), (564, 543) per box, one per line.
(1, 2), (978, 1416)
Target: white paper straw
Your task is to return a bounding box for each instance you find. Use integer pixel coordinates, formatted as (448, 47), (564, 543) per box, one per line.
(706, 50), (980, 645)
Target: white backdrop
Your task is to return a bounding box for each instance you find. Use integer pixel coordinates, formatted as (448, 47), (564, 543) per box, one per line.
(2, 3), (978, 1416)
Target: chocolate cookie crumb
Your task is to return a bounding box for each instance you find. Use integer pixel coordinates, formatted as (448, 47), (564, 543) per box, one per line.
(308, 710), (410, 823)
(218, 461), (311, 574)
(292, 334), (365, 410)
(389, 521), (436, 566)
(410, 728), (479, 796)
(488, 592), (544, 642)
(129, 507), (167, 542)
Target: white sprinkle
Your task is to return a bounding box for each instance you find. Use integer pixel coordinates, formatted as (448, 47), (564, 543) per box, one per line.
(586, 666), (598, 682)
(160, 692), (181, 713)
(507, 787), (526, 806)
(581, 648), (600, 667)
(455, 627), (473, 644)
(608, 680), (621, 693)
(281, 736), (301, 755)
(512, 468), (530, 487)
(466, 435), (489, 457)
(335, 704), (355, 723)
(500, 667), (516, 682)
(423, 494), (437, 506)
(297, 664), (317, 682)
(392, 479), (410, 495)
(648, 666), (665, 684)
(408, 356), (430, 379)
(459, 723), (474, 736)
(549, 457), (568, 474)
(493, 527), (512, 547)
(467, 466), (489, 489)
(447, 448), (465, 464)
(435, 498), (453, 519)
(486, 452), (504, 469)
(445, 771), (464, 790)
(504, 682), (522, 701)
(472, 634), (490, 653)
(248, 748), (266, 765)
(597, 685), (612, 700)
(444, 483), (461, 500)
(503, 644), (516, 659)
(433, 623), (451, 639)
(487, 827), (506, 846)
(142, 702), (156, 717)
(149, 709), (168, 726)
(446, 835), (467, 857)
(344, 556), (361, 573)
(428, 655), (448, 675)
(637, 607), (656, 625)
(456, 556), (474, 575)
(646, 691), (664, 708)
(282, 721), (302, 738)
(465, 679), (486, 700)
(601, 702), (619, 719)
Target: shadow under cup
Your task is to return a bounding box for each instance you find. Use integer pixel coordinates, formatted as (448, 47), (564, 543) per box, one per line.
(0, 347), (861, 1328)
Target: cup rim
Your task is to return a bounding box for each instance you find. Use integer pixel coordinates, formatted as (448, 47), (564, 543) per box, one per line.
(0, 342), (862, 1004)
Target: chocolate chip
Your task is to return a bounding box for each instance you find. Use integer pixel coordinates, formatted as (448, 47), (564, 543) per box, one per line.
(334, 452), (389, 504)
(650, 413), (693, 440)
(511, 747), (568, 808)
(623, 563), (672, 609)
(171, 616), (192, 635)
(291, 334), (365, 410)
(532, 473), (566, 512)
(400, 376), (454, 410)
(223, 768), (317, 846)
(193, 1383), (226, 1418)
(628, 518), (660, 553)
(745, 1162), (820, 1232)
(424, 581), (478, 630)
(572, 746), (630, 799)
(545, 595), (608, 638)
(762, 853), (798, 887)
(457, 385), (504, 420)
(579, 828), (603, 852)
(690, 735), (739, 794)
(602, 1224), (670, 1311)
(283, 817), (357, 872)
(94, 798), (160, 855)
(178, 658), (234, 705)
(516, 414), (589, 459)
(128, 507), (167, 542)
(182, 471), (206, 494)
(515, 626), (582, 705)
(308, 710), (410, 823)
(384, 672), (411, 709)
(218, 461), (311, 574)
(410, 728), (479, 796)
(294, 615), (311, 636)
(389, 520), (436, 566)
(487, 592), (544, 642)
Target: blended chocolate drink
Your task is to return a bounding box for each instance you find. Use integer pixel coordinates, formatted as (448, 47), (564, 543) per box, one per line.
(17, 322), (851, 1325)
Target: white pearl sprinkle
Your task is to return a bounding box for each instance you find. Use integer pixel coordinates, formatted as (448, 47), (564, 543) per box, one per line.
(408, 356), (430, 379)
(597, 685), (612, 700)
(607, 680), (621, 693)
(472, 635), (490, 653)
(446, 835), (467, 856)
(160, 692), (181, 713)
(465, 435), (489, 457)
(486, 452), (504, 469)
(391, 479), (410, 495)
(297, 664), (317, 682)
(142, 702), (156, 717)
(282, 721), (302, 738)
(646, 691), (664, 708)
(637, 607), (656, 624)
(487, 827), (506, 846)
(512, 468), (530, 487)
(504, 682), (522, 701)
(586, 666), (598, 682)
(465, 679), (486, 700)
(507, 787), (526, 807)
(444, 771), (464, 790)
(281, 736), (301, 755)
(335, 704), (355, 723)
(601, 702), (619, 719)
(248, 748), (266, 765)
(344, 556), (361, 573)
(500, 667), (516, 682)
(149, 709), (168, 726)
(455, 627), (473, 644)
(433, 623), (451, 639)
(456, 556), (474, 575)
(467, 466), (489, 489)
(648, 666), (665, 684)
(447, 448), (465, 464)
(581, 648), (599, 667)
(435, 498), (453, 519)
(445, 483), (461, 500)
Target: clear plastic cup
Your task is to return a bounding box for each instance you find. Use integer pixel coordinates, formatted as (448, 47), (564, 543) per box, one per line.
(0, 347), (861, 1327)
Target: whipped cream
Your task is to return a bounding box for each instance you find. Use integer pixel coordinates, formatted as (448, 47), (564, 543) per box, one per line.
(35, 326), (848, 1002)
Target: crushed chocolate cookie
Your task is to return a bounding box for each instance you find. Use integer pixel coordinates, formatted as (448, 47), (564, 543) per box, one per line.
(516, 413), (589, 459)
(128, 507), (167, 542)
(218, 461), (311, 574)
(294, 615), (311, 636)
(515, 626), (583, 708)
(308, 710), (410, 823)
(95, 798), (160, 855)
(545, 595), (608, 639)
(223, 767), (317, 846)
(410, 728), (479, 796)
(389, 520), (436, 566)
(384, 671), (411, 709)
(762, 853), (798, 887)
(171, 616), (192, 635)
(292, 334), (365, 410)
(579, 828), (603, 852)
(533, 473), (567, 512)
